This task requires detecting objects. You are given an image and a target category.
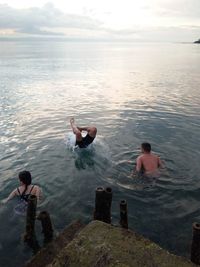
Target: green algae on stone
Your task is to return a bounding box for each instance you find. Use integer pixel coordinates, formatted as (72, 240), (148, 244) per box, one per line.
(51, 221), (196, 267)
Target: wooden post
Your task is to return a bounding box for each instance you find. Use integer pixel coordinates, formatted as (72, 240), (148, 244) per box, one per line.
(191, 222), (200, 265)
(93, 187), (112, 224)
(120, 200), (128, 229)
(24, 195), (40, 253)
(37, 211), (53, 244)
(103, 187), (112, 224)
(94, 186), (105, 221)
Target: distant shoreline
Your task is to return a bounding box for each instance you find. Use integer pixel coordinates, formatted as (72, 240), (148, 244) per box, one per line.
(0, 37), (198, 44)
(194, 39), (200, 44)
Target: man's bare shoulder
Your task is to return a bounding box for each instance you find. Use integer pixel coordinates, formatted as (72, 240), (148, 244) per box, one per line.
(151, 153), (160, 159)
(136, 154), (144, 160)
(138, 153), (159, 160)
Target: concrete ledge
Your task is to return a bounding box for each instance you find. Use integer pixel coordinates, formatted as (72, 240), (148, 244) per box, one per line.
(25, 220), (85, 267)
(50, 220), (196, 267)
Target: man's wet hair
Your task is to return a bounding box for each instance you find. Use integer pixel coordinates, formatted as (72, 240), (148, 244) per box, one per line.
(141, 142), (151, 153)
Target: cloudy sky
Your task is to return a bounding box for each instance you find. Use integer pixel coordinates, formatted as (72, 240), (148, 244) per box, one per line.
(0, 0), (199, 42)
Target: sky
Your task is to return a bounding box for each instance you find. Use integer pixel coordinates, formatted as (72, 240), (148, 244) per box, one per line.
(0, 0), (199, 42)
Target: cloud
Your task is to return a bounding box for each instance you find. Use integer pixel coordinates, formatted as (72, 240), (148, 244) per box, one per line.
(136, 25), (200, 42)
(16, 26), (65, 36)
(0, 1), (199, 42)
(152, 0), (200, 18)
(0, 3), (102, 36)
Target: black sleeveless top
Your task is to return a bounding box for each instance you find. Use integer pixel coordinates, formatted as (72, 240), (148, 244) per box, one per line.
(17, 185), (35, 202)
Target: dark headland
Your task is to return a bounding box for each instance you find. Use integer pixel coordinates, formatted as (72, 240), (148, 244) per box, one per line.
(194, 39), (200, 43)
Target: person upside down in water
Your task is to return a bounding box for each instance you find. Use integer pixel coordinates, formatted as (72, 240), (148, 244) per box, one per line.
(70, 118), (97, 148)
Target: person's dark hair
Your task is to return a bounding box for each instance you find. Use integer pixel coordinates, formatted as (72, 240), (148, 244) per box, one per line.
(141, 142), (151, 153)
(19, 171), (32, 196)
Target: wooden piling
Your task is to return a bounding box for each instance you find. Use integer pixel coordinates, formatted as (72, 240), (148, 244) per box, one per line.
(37, 211), (53, 244)
(93, 186), (112, 224)
(191, 222), (200, 265)
(24, 195), (40, 253)
(120, 200), (128, 229)
(103, 187), (112, 223)
(94, 186), (105, 221)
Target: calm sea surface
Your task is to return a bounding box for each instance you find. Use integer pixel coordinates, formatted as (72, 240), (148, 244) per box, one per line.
(0, 41), (200, 266)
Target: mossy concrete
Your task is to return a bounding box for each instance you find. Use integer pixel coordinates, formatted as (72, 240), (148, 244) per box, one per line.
(50, 220), (196, 267)
(25, 221), (85, 267)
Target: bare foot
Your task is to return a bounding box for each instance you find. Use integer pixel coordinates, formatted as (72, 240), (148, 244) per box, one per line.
(70, 118), (74, 124)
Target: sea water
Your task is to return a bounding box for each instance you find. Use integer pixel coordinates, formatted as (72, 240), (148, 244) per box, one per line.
(0, 40), (200, 266)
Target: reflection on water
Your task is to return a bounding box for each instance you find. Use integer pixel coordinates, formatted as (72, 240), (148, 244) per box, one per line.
(0, 41), (200, 266)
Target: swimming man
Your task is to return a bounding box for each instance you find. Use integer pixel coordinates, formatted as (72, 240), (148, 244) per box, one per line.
(135, 142), (163, 176)
(70, 118), (97, 148)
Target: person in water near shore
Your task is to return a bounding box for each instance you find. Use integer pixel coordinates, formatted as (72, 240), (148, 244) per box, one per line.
(70, 118), (97, 148)
(1, 170), (42, 204)
(135, 142), (163, 177)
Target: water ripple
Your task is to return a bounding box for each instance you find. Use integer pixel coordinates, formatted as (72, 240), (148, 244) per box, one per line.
(0, 41), (200, 266)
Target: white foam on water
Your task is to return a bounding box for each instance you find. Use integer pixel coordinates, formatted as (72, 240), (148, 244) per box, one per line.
(64, 132), (77, 151)
(64, 132), (98, 152)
